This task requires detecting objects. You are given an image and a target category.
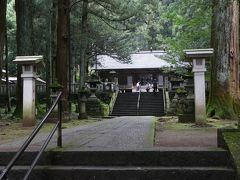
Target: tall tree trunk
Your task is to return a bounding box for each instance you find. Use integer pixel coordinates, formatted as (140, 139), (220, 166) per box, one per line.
(51, 0), (58, 82)
(14, 0), (33, 118)
(230, 0), (239, 96)
(46, 21), (51, 110)
(46, 0), (58, 110)
(68, 2), (72, 112)
(80, 0), (88, 89)
(0, 0), (7, 86)
(207, 0), (240, 119)
(5, 25), (11, 112)
(56, 0), (70, 111)
(78, 0), (89, 119)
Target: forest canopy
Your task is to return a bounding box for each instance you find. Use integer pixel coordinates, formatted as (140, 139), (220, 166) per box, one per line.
(3, 0), (211, 76)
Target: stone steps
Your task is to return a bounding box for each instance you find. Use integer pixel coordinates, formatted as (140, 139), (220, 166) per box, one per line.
(138, 92), (164, 116)
(1, 166), (235, 180)
(0, 149), (230, 166)
(111, 93), (138, 116)
(0, 149), (236, 180)
(111, 92), (165, 116)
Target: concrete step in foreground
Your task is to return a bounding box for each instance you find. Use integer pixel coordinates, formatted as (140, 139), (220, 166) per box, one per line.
(0, 148), (236, 180)
(1, 166), (235, 180)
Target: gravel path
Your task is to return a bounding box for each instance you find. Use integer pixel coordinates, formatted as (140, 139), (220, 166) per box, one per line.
(0, 116), (155, 151)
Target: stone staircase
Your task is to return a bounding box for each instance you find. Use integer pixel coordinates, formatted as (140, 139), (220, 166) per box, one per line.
(111, 91), (165, 116)
(0, 148), (236, 180)
(139, 91), (165, 116)
(111, 93), (138, 116)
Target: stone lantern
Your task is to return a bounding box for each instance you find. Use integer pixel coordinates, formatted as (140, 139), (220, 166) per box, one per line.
(184, 49), (213, 124)
(109, 70), (116, 82)
(109, 70), (118, 92)
(87, 76), (101, 99)
(13, 56), (43, 127)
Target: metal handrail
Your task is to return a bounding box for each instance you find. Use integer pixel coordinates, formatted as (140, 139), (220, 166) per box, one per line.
(0, 91), (63, 180)
(137, 90), (141, 115)
(162, 86), (167, 114)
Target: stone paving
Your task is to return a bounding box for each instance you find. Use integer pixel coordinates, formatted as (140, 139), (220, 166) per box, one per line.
(0, 116), (155, 151)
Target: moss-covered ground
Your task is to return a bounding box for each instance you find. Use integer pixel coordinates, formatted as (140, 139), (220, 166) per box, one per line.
(223, 132), (240, 178)
(156, 116), (237, 130)
(154, 116), (237, 147)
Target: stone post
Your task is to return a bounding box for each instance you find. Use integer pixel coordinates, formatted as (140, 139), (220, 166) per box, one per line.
(184, 49), (213, 124)
(13, 56), (43, 127)
(79, 96), (87, 119)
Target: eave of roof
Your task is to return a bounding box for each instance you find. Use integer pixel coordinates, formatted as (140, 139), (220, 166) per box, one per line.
(96, 51), (172, 70)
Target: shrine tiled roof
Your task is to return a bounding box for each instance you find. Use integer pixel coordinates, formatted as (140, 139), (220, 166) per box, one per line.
(95, 51), (172, 70)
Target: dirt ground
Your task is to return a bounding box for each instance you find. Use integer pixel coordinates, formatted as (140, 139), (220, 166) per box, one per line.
(154, 116), (237, 148)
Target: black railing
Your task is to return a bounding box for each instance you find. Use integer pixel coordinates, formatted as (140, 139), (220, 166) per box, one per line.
(0, 91), (63, 180)
(137, 90), (141, 115)
(162, 86), (167, 114)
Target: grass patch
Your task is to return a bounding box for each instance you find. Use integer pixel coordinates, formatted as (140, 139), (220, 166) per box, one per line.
(164, 121), (192, 130)
(148, 117), (157, 145)
(0, 122), (36, 142)
(157, 116), (198, 130)
(207, 118), (237, 129)
(0, 118), (99, 144)
(156, 116), (237, 130)
(61, 119), (99, 129)
(223, 132), (240, 178)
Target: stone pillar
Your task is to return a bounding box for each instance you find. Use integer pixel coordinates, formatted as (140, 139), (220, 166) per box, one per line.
(22, 73), (36, 126)
(78, 95), (88, 119)
(184, 49), (213, 124)
(192, 61), (206, 123)
(13, 56), (43, 127)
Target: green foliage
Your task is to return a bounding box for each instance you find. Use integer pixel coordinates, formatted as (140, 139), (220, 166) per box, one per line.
(96, 92), (113, 104)
(5, 0), (212, 74)
(6, 0), (16, 75)
(162, 0), (212, 58)
(5, 0), (212, 91)
(100, 102), (110, 117)
(49, 78), (63, 90)
(78, 87), (91, 97)
(70, 0), (145, 68)
(36, 103), (46, 119)
(176, 87), (187, 94)
(134, 0), (166, 50)
(86, 99), (109, 117)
